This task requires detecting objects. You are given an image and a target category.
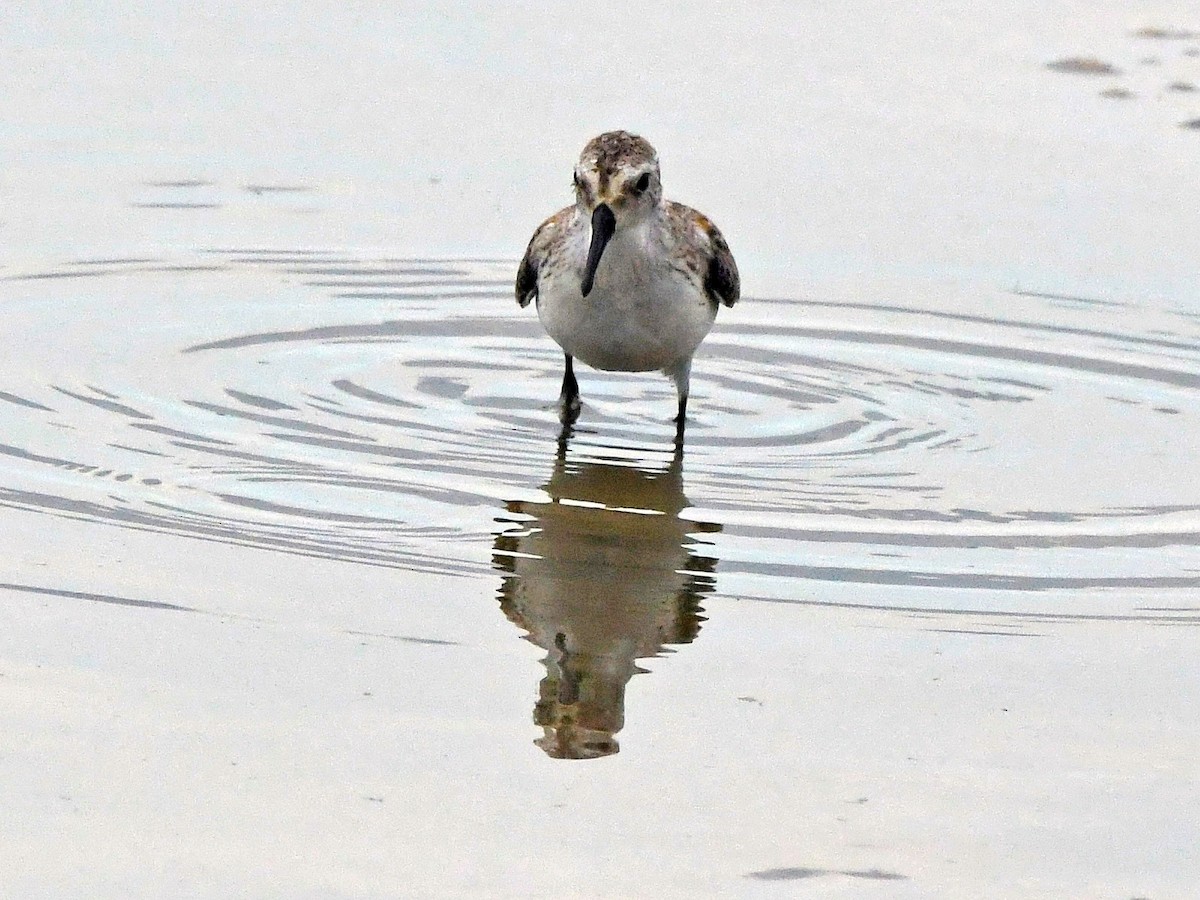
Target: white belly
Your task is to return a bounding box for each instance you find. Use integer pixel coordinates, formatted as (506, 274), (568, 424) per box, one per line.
(536, 230), (717, 373)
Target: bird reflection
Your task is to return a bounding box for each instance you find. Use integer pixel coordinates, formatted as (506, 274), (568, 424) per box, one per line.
(493, 438), (720, 759)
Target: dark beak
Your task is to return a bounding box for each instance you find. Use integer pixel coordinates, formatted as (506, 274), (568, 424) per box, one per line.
(581, 203), (616, 297)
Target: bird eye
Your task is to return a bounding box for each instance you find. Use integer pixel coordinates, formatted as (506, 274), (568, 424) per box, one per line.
(634, 172), (651, 193)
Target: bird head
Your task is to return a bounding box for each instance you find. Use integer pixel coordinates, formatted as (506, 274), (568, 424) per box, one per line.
(572, 131), (661, 296)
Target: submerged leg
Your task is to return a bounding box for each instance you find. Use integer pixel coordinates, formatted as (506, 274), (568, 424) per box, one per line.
(558, 353), (581, 424)
(674, 393), (688, 441)
(667, 357), (692, 442)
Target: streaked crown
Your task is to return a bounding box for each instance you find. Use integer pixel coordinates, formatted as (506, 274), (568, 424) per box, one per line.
(573, 130), (661, 211)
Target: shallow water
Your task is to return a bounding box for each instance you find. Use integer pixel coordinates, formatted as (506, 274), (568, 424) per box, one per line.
(6, 251), (1198, 612)
(4, 2), (1200, 896)
(5, 250), (1198, 768)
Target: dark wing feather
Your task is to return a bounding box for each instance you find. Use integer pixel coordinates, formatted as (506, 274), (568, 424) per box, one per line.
(515, 242), (538, 308)
(515, 207), (571, 308)
(702, 222), (740, 308)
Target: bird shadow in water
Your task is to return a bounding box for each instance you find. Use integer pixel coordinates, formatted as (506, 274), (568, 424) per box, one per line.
(492, 429), (720, 759)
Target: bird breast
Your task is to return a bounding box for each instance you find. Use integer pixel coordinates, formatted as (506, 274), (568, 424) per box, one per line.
(536, 225), (717, 373)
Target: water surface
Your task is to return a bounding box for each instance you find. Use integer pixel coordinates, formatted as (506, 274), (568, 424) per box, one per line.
(5, 251), (1198, 613)
(4, 2), (1199, 896)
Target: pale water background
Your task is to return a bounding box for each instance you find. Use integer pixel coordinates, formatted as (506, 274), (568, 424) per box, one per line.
(2, 3), (1199, 898)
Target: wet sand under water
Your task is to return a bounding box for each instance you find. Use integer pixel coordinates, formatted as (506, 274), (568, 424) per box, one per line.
(3, 2), (1200, 898)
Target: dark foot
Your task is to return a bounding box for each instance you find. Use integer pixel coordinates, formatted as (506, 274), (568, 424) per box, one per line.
(670, 433), (686, 466)
(555, 419), (575, 458)
(558, 353), (580, 424)
(673, 394), (688, 442)
(558, 393), (581, 424)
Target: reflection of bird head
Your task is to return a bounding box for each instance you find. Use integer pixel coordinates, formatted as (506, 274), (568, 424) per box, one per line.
(532, 636), (624, 759)
(493, 448), (720, 759)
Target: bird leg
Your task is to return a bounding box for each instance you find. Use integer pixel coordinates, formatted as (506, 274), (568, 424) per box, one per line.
(558, 353), (581, 424)
(674, 393), (688, 442)
(667, 358), (692, 442)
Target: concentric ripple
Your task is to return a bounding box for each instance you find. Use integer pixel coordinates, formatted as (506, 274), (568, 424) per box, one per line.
(2, 250), (1198, 625)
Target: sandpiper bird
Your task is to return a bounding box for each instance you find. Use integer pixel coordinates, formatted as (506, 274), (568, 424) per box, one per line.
(516, 131), (739, 437)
